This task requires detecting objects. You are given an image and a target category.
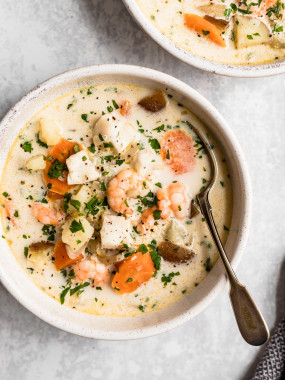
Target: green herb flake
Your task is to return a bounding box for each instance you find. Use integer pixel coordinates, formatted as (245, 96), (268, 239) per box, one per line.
(69, 219), (85, 233)
(81, 114), (89, 123)
(21, 141), (33, 153)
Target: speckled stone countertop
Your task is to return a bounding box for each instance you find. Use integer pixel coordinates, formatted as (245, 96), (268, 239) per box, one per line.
(0, 1), (284, 379)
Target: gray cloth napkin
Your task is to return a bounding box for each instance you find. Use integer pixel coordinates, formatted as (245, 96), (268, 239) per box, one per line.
(251, 318), (285, 380)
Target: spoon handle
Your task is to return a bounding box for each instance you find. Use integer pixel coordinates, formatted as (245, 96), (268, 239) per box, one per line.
(197, 194), (270, 346)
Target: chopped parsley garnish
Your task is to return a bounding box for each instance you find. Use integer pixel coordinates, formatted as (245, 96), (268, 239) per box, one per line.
(74, 144), (80, 153)
(148, 138), (161, 151)
(42, 224), (56, 241)
(81, 114), (89, 123)
(2, 192), (9, 197)
(84, 196), (106, 217)
(155, 182), (162, 188)
(24, 246), (29, 258)
(70, 219), (85, 233)
(153, 124), (165, 132)
(137, 191), (158, 208)
(161, 272), (180, 286)
(112, 99), (119, 109)
(63, 192), (72, 212)
(205, 258), (212, 272)
(21, 141), (33, 153)
(36, 133), (48, 148)
(103, 142), (113, 148)
(116, 159), (125, 166)
(138, 244), (148, 254)
(148, 241), (161, 270)
(70, 282), (89, 296)
(138, 305), (145, 312)
(70, 199), (81, 211)
(153, 209), (162, 220)
(60, 286), (71, 304)
(100, 182), (106, 191)
(88, 143), (95, 154)
(166, 149), (170, 159)
(47, 159), (67, 179)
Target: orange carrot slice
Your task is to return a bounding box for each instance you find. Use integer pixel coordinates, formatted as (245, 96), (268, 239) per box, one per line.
(43, 139), (82, 195)
(112, 251), (155, 294)
(160, 130), (197, 175)
(120, 100), (131, 117)
(54, 240), (83, 270)
(184, 14), (226, 47)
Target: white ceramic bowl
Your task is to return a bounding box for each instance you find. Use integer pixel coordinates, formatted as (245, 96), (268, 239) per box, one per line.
(123, 0), (285, 78)
(0, 65), (251, 339)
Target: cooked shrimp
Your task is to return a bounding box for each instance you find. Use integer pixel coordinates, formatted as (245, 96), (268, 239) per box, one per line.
(31, 203), (65, 225)
(137, 183), (188, 233)
(5, 198), (17, 227)
(168, 182), (189, 219)
(156, 189), (171, 219)
(107, 169), (147, 215)
(251, 0), (276, 16)
(137, 207), (156, 234)
(120, 100), (131, 117)
(73, 260), (108, 284)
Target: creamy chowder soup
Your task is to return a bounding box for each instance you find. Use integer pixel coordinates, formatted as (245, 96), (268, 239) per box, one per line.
(0, 84), (232, 317)
(136, 0), (285, 65)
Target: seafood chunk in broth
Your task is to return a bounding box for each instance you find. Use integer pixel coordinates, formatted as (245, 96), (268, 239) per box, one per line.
(0, 83), (232, 316)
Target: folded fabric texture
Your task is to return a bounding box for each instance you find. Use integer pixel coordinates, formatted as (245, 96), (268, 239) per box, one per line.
(251, 318), (285, 380)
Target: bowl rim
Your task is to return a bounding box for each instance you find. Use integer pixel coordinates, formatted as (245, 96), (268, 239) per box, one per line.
(122, 0), (285, 78)
(0, 64), (252, 339)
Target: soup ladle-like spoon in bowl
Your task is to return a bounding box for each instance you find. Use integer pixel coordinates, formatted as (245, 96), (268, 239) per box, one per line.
(190, 123), (270, 346)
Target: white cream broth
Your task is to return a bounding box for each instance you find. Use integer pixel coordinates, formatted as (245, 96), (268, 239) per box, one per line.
(0, 83), (232, 317)
(136, 0), (285, 65)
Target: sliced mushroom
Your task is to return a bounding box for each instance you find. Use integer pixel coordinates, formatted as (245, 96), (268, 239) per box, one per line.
(47, 190), (64, 202)
(204, 16), (229, 31)
(27, 241), (54, 265)
(29, 241), (55, 251)
(158, 241), (195, 264)
(190, 203), (200, 219)
(138, 90), (167, 113)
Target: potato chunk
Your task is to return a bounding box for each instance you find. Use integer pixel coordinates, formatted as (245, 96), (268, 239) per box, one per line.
(26, 155), (46, 172)
(62, 216), (94, 257)
(39, 117), (62, 146)
(234, 15), (271, 49)
(100, 214), (131, 249)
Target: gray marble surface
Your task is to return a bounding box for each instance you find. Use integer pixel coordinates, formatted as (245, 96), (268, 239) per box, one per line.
(0, 1), (284, 379)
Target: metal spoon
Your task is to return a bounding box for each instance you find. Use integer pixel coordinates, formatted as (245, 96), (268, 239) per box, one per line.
(189, 122), (270, 346)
